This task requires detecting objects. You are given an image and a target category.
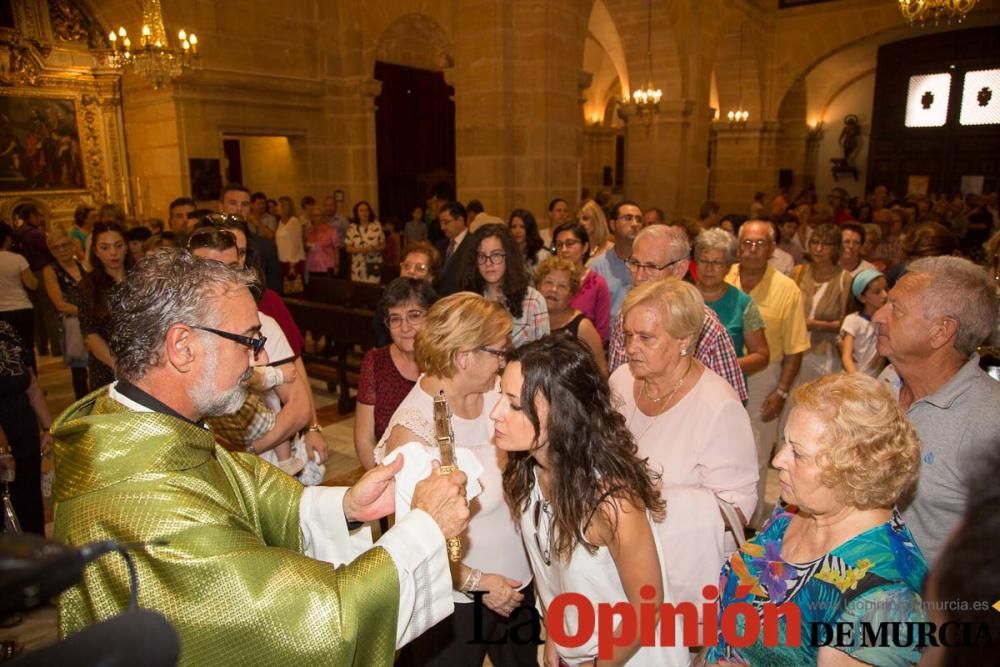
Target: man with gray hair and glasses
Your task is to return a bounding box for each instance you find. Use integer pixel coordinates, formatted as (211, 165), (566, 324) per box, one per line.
(873, 255), (1000, 565)
(51, 249), (471, 664)
(607, 224), (747, 401)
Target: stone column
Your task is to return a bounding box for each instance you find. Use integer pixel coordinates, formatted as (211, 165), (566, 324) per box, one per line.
(621, 99), (697, 215)
(711, 121), (781, 215)
(582, 125), (620, 197)
(121, 75), (184, 216)
(451, 0), (585, 221)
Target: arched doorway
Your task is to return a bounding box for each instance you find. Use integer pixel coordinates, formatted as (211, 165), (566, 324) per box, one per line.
(373, 14), (455, 229)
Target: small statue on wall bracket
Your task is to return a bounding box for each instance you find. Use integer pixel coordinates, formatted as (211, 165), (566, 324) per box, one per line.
(831, 114), (861, 181)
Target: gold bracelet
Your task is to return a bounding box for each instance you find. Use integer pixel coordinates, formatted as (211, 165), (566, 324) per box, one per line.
(306, 424), (323, 433)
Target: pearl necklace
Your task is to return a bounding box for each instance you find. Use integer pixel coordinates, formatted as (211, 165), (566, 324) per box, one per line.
(641, 357), (693, 406)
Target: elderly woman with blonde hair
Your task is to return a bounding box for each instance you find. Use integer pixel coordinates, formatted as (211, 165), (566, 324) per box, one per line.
(611, 278), (758, 616)
(704, 373), (927, 667)
(375, 292), (536, 667)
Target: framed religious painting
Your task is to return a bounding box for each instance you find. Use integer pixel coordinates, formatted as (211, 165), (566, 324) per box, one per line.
(0, 95), (87, 192)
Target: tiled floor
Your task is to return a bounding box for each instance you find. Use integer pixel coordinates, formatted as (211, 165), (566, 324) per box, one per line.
(4, 354), (781, 661)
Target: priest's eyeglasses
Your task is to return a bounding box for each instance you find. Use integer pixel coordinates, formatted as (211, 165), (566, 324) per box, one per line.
(194, 326), (267, 359)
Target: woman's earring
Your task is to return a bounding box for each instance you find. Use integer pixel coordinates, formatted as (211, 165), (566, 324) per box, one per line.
(680, 347), (688, 357)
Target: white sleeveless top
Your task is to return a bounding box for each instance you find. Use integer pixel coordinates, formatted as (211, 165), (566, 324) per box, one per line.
(522, 475), (689, 666)
(376, 376), (532, 604)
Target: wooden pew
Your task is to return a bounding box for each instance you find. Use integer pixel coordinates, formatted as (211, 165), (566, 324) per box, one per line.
(305, 276), (384, 309)
(283, 297), (377, 414)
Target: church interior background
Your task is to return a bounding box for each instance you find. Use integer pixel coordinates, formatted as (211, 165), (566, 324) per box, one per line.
(1, 0), (998, 228)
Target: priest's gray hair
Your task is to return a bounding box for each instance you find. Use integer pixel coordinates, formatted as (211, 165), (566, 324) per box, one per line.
(109, 248), (258, 382)
(908, 256), (998, 357)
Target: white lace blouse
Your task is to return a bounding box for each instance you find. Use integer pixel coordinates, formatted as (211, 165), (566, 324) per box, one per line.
(375, 376), (532, 604)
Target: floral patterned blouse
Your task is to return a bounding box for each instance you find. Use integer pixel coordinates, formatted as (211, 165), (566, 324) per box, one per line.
(706, 505), (928, 666)
(345, 222), (385, 284)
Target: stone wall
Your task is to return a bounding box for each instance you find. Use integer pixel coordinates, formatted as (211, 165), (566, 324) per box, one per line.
(5, 0), (998, 225)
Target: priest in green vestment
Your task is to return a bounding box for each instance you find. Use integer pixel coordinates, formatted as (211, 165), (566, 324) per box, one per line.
(52, 249), (470, 666)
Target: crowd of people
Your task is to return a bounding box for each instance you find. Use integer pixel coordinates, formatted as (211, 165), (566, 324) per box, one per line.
(0, 179), (999, 666)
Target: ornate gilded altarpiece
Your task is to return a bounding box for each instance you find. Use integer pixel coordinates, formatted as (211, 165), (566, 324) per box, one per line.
(0, 0), (127, 225)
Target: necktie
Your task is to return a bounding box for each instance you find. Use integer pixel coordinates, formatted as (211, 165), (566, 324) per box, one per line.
(445, 239), (457, 264)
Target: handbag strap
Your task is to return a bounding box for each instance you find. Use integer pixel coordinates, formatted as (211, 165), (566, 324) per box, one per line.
(717, 496), (746, 549)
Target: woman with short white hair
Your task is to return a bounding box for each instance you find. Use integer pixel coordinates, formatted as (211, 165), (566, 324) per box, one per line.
(694, 228), (770, 379)
(611, 278), (758, 615)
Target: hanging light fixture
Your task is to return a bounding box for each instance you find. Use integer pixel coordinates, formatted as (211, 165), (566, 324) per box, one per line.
(898, 0), (978, 26)
(727, 22), (749, 130)
(100, 0), (199, 89)
(630, 0), (662, 115)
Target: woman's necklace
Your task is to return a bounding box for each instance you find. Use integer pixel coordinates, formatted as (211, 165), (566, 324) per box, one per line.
(641, 357), (693, 405)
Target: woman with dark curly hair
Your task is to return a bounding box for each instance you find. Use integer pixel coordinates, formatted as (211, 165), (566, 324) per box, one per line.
(507, 208), (550, 272)
(79, 222), (134, 391)
(458, 224), (549, 347)
(492, 335), (688, 666)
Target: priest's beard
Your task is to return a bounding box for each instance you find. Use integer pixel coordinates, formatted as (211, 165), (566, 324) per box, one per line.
(191, 345), (253, 417)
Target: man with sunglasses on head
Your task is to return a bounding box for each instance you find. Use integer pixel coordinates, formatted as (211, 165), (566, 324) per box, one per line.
(187, 228), (306, 475)
(221, 183), (283, 295)
(606, 224), (748, 402)
(192, 213), (329, 470)
(51, 248), (471, 665)
(724, 218), (810, 528)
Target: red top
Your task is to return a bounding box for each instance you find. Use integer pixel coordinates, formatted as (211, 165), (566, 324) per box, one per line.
(357, 345), (417, 441)
(259, 288), (304, 356)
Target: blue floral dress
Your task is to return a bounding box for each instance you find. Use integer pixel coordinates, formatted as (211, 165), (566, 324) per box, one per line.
(705, 505), (928, 666)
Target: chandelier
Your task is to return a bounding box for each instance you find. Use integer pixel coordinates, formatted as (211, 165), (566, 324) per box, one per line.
(898, 0), (978, 25)
(727, 23), (749, 129)
(630, 0), (662, 115)
(100, 0), (199, 89)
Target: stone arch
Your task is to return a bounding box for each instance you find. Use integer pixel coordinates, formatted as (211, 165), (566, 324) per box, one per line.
(372, 12), (453, 72)
(769, 1), (1000, 118)
(582, 0), (630, 124)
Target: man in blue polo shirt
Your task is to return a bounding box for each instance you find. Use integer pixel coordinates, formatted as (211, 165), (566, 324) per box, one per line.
(588, 200), (640, 320)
